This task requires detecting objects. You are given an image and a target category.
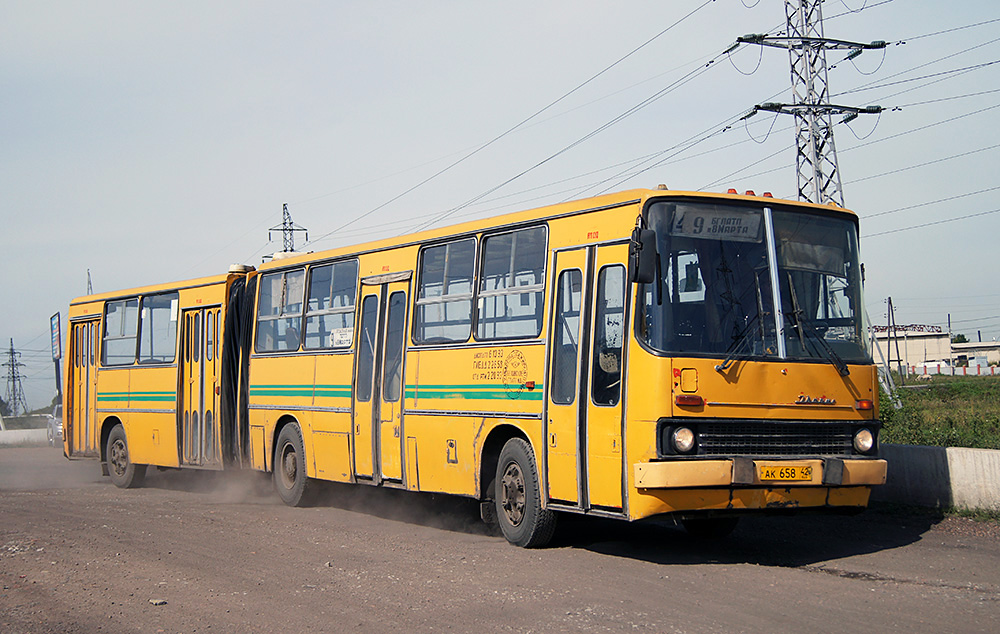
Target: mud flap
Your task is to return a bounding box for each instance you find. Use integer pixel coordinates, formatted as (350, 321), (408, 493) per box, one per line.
(480, 500), (497, 525)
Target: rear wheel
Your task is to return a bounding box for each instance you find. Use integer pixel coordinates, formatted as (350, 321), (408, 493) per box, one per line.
(273, 423), (313, 507)
(106, 424), (146, 489)
(681, 517), (739, 539)
(494, 438), (555, 548)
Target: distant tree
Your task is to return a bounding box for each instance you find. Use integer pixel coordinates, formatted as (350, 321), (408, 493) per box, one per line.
(0, 397), (10, 418)
(952, 333), (969, 344)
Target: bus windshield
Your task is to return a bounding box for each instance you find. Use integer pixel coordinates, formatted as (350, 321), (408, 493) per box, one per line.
(636, 200), (871, 365)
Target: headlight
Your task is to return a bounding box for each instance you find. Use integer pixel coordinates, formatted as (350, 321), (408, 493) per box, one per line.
(854, 428), (875, 454)
(672, 427), (696, 453)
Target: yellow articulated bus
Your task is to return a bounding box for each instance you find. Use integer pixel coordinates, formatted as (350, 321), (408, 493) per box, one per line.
(64, 188), (886, 547)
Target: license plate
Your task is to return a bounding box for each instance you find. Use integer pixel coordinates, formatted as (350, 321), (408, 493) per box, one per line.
(758, 464), (813, 481)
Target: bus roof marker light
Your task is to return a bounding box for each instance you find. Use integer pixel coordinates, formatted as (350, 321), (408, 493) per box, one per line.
(745, 190), (755, 196)
(763, 192), (773, 198)
(727, 188), (738, 194)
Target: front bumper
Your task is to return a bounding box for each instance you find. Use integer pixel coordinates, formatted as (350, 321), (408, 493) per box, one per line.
(634, 457), (887, 489)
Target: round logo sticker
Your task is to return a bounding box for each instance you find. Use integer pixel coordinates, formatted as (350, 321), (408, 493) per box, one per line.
(503, 350), (528, 399)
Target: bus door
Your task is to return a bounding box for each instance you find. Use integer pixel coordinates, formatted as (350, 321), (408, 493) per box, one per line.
(353, 273), (410, 485)
(584, 246), (627, 510)
(69, 319), (100, 456)
(546, 245), (627, 511)
(546, 249), (587, 505)
(180, 307), (222, 466)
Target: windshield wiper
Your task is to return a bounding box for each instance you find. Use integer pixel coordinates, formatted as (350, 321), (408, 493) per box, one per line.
(715, 314), (762, 373)
(716, 272), (767, 373)
(786, 273), (850, 376)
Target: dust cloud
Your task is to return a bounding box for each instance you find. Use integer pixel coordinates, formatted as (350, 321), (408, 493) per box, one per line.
(0, 446), (496, 538)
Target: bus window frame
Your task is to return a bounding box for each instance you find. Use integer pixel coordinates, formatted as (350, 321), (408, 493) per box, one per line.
(412, 236), (478, 345)
(303, 258), (360, 351)
(473, 224), (548, 342)
(137, 292), (180, 365)
(254, 267), (307, 354)
(102, 297), (140, 367)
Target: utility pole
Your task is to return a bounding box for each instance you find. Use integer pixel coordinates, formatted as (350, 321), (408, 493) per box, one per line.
(4, 339), (30, 417)
(738, 0), (886, 205)
(269, 203), (309, 253)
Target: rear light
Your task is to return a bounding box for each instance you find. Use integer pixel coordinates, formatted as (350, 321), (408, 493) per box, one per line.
(855, 399), (874, 411)
(675, 394), (704, 406)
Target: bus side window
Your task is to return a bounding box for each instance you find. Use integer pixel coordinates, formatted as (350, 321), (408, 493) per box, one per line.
(592, 265), (625, 407)
(304, 260), (359, 349)
(551, 269), (582, 405)
(356, 295), (379, 402)
(414, 238), (475, 343)
(255, 269), (306, 353)
(476, 226), (546, 340)
(138, 293), (179, 364)
(103, 298), (139, 366)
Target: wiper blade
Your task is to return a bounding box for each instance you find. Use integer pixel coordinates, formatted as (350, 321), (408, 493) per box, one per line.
(786, 273), (850, 376)
(716, 272), (768, 373)
(715, 315), (761, 373)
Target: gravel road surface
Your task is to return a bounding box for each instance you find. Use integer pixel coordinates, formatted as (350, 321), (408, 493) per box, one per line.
(2, 447), (998, 633)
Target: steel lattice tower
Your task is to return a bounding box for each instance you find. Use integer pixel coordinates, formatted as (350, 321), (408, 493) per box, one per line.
(4, 339), (30, 416)
(785, 0), (843, 206)
(739, 1), (884, 206)
(269, 203), (309, 253)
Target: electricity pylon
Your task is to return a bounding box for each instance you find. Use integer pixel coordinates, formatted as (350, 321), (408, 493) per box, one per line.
(4, 339), (30, 417)
(269, 203), (309, 253)
(739, 0), (886, 205)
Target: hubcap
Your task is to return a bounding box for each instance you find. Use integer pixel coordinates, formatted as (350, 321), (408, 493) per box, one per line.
(500, 461), (526, 526)
(110, 439), (127, 477)
(279, 444), (297, 489)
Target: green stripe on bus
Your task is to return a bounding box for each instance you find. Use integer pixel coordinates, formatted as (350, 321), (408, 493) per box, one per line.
(404, 389), (543, 401)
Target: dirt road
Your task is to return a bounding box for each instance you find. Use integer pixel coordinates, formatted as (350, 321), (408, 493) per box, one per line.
(2, 447), (998, 633)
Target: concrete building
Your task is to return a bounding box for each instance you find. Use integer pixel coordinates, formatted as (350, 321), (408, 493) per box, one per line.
(873, 325), (1000, 373)
(873, 326), (951, 368)
(952, 342), (1000, 366)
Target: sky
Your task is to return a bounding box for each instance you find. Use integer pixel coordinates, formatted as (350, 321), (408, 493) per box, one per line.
(3, 0), (999, 410)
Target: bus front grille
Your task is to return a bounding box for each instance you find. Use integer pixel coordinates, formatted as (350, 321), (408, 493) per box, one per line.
(698, 422), (854, 457)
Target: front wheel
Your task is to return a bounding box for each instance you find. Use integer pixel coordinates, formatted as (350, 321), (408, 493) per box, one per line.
(106, 424), (146, 489)
(273, 424), (314, 507)
(494, 438), (556, 548)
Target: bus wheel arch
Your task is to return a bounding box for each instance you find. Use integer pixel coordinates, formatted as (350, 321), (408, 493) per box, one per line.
(272, 416), (314, 507)
(104, 420), (147, 489)
(478, 424), (530, 502)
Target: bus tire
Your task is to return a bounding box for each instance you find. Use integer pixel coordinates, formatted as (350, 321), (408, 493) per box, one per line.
(106, 424), (146, 489)
(273, 424), (313, 507)
(681, 517), (739, 539)
(494, 438), (555, 548)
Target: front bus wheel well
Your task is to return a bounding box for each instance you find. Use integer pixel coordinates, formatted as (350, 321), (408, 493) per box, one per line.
(268, 414), (302, 473)
(99, 416), (124, 464)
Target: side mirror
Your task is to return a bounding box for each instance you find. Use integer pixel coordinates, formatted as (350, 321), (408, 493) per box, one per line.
(628, 227), (657, 284)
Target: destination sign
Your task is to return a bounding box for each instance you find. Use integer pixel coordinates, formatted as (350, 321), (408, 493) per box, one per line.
(671, 208), (762, 242)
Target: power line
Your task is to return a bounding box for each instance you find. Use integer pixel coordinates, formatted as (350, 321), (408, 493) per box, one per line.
(303, 0), (718, 248)
(408, 36), (752, 234)
(849, 142), (1000, 184)
(865, 207), (1000, 238)
(864, 185), (1000, 219)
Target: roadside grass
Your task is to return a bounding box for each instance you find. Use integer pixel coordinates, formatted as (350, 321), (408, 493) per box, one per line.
(880, 375), (1000, 450)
